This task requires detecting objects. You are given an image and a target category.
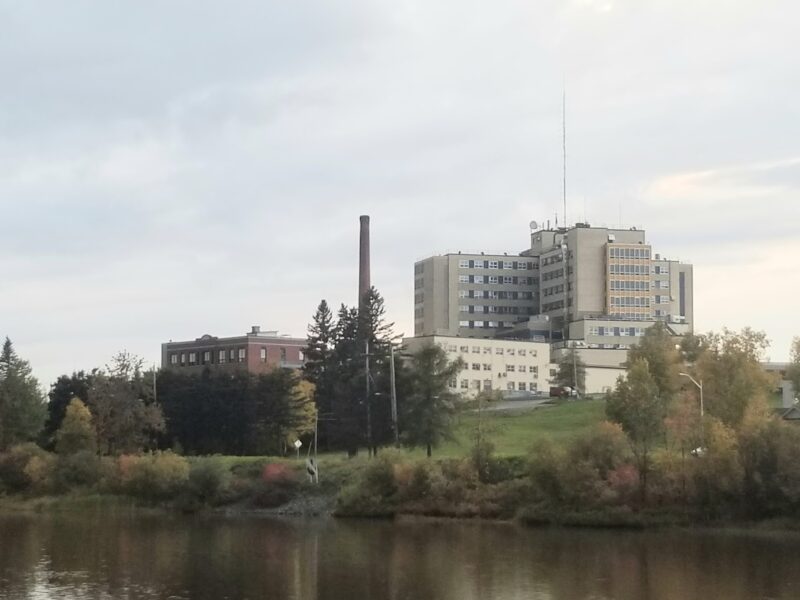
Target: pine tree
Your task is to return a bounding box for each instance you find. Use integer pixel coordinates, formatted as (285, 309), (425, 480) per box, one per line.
(0, 337), (46, 450)
(303, 299), (335, 385)
(555, 349), (586, 395)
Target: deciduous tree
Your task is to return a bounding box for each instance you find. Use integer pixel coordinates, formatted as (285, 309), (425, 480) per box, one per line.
(55, 398), (97, 455)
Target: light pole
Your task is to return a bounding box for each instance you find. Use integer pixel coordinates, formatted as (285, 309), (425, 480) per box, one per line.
(679, 372), (704, 417)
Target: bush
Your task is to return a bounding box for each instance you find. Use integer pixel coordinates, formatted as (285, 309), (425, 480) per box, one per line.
(188, 460), (229, 506)
(0, 444), (55, 494)
(118, 451), (190, 502)
(53, 450), (103, 490)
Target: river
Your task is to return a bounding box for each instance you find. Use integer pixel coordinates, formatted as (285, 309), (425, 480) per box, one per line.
(1, 512), (799, 599)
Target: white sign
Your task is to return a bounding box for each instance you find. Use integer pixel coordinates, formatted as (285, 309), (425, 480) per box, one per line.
(293, 439), (303, 449)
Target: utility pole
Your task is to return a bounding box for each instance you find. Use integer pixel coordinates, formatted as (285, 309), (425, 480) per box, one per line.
(389, 344), (399, 447)
(365, 340), (372, 457)
(152, 364), (157, 404)
(572, 347), (579, 399)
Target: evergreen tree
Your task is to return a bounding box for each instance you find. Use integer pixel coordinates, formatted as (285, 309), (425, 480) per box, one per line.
(0, 337), (46, 449)
(401, 343), (465, 457)
(55, 397), (97, 455)
(329, 304), (364, 455)
(303, 300), (335, 385)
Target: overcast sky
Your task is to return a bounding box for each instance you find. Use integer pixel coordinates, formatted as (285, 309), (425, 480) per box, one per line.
(1, 0), (798, 387)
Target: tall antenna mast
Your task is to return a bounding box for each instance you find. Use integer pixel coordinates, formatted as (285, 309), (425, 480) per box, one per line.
(562, 85), (567, 229)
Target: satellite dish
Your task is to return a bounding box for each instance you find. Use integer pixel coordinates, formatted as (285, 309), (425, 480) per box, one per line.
(529, 220), (539, 231)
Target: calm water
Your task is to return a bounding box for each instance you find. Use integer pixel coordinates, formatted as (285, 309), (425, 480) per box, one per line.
(1, 513), (800, 600)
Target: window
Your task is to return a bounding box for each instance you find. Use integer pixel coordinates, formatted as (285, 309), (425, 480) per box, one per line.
(507, 382), (516, 391)
(507, 348), (515, 356)
(503, 261), (514, 269)
(458, 290), (468, 298)
(495, 348), (504, 355)
(472, 346), (481, 353)
(483, 363), (492, 371)
(473, 321), (484, 327)
(238, 348), (246, 362)
(518, 365), (526, 373)
(488, 260), (499, 269)
(472, 363), (480, 370)
(531, 366), (539, 377)
(218, 350), (226, 364)
(488, 276), (499, 284)
(180, 353), (186, 365)
(518, 349), (527, 357)
(170, 354), (178, 365)
(230, 349), (235, 361)
(506, 365), (515, 372)
(189, 352), (196, 364)
(460, 380), (469, 389)
(472, 380), (481, 390)
(474, 275), (484, 284)
(483, 347), (492, 354)
(484, 380), (493, 390)
(503, 276), (513, 284)
(460, 345), (469, 352)
(459, 275), (470, 283)
(519, 382), (526, 391)
(459, 321), (470, 327)
(203, 351), (211, 363)
(459, 259), (470, 268)
(448, 345), (458, 352)
(550, 368), (557, 377)
(260, 347), (267, 362)
(449, 378), (457, 388)
(299, 350), (305, 361)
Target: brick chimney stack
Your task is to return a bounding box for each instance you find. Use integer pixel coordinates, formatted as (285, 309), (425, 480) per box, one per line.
(358, 215), (371, 311)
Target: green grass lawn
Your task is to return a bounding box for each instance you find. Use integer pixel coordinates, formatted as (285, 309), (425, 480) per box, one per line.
(198, 399), (608, 475)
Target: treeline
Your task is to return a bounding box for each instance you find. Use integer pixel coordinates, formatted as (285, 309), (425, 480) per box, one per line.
(0, 286), (465, 463)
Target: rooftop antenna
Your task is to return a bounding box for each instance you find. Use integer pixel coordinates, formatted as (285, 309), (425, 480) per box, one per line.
(562, 84), (567, 229)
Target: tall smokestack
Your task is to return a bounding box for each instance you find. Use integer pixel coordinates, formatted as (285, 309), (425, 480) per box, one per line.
(358, 215), (371, 310)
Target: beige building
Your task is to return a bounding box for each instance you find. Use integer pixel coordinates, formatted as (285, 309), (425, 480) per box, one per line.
(523, 224), (694, 337)
(414, 254), (539, 339)
(403, 335), (553, 399)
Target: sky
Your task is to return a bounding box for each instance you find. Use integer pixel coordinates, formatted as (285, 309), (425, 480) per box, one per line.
(1, 0), (798, 387)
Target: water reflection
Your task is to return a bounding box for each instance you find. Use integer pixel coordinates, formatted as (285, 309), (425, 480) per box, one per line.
(1, 513), (800, 599)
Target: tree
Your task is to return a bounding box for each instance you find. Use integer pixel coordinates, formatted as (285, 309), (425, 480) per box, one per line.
(248, 370), (317, 455)
(87, 372), (165, 455)
(606, 358), (666, 501)
(788, 337), (800, 399)
(554, 349), (586, 394)
(0, 338), (46, 450)
(44, 371), (96, 447)
(303, 300), (335, 386)
(55, 398), (97, 455)
(401, 342), (465, 457)
(693, 328), (772, 428)
(626, 322), (681, 400)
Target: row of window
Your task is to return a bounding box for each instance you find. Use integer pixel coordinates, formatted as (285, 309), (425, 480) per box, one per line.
(609, 280), (650, 291)
(608, 264), (650, 275)
(588, 326), (647, 337)
(447, 344), (538, 357)
(458, 289), (534, 300)
(608, 311), (652, 320)
(542, 300), (565, 312)
(608, 247), (651, 259)
(454, 380), (540, 392)
(458, 275), (537, 285)
(458, 320), (517, 329)
(469, 363), (540, 374)
(169, 346), (293, 367)
(541, 269), (564, 282)
(459, 305), (532, 315)
(610, 296), (651, 307)
(458, 259), (536, 270)
(540, 254), (564, 266)
(543, 284), (565, 297)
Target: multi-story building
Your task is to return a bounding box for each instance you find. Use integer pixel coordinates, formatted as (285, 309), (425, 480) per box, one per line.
(524, 223), (693, 336)
(403, 335), (553, 398)
(413, 253), (540, 339)
(161, 326), (305, 374)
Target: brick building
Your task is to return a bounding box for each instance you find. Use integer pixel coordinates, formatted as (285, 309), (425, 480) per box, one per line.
(161, 326), (305, 374)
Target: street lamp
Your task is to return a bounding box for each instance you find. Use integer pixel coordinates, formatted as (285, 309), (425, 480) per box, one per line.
(679, 372), (704, 417)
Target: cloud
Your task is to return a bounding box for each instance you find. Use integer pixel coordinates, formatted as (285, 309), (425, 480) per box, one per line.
(1, 0), (799, 385)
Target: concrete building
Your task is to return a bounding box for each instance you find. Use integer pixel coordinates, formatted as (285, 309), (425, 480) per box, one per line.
(162, 326), (305, 374)
(414, 254), (539, 338)
(404, 335), (553, 399)
(524, 223), (693, 337)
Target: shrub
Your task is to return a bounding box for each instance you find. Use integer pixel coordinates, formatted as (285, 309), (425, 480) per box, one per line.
(0, 444), (55, 494)
(53, 450), (103, 490)
(188, 460), (229, 505)
(119, 451), (190, 502)
(528, 439), (564, 504)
